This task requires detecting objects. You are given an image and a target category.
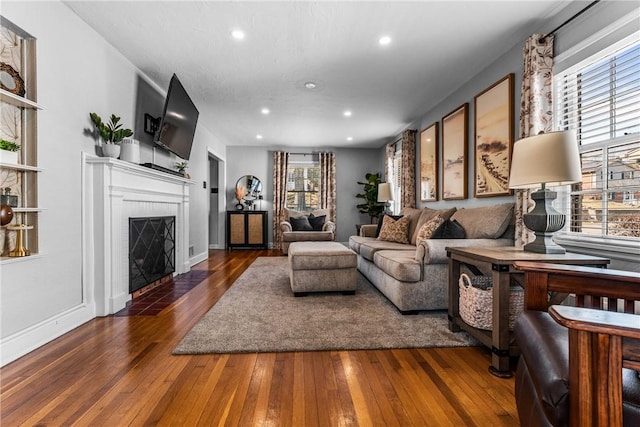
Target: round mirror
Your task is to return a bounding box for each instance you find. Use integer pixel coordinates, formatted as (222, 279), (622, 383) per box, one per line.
(235, 175), (262, 201)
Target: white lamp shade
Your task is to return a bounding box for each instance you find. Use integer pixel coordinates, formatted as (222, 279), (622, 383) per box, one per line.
(377, 182), (393, 202)
(509, 130), (582, 189)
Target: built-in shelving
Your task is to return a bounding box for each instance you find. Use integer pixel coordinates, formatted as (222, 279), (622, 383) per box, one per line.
(0, 162), (44, 172)
(0, 89), (44, 110)
(0, 19), (41, 263)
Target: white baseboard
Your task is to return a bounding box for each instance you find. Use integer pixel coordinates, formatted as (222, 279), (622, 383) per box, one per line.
(0, 303), (95, 367)
(190, 251), (208, 267)
(208, 244), (223, 249)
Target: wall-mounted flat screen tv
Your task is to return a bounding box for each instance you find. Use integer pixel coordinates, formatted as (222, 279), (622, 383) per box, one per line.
(155, 74), (199, 160)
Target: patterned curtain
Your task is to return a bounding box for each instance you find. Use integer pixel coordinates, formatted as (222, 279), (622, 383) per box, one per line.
(384, 143), (395, 182)
(401, 129), (417, 209)
(272, 151), (289, 250)
(515, 34), (554, 247)
(319, 152), (337, 224)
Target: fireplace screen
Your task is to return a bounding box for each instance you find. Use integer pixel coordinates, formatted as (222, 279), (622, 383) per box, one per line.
(129, 216), (176, 293)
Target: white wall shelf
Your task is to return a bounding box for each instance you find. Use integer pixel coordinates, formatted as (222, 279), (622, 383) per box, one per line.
(0, 89), (44, 110)
(0, 162), (44, 172)
(11, 207), (46, 213)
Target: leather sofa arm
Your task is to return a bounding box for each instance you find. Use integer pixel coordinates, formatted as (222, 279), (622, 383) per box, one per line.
(360, 224), (377, 237)
(549, 305), (640, 426)
(280, 221), (293, 233)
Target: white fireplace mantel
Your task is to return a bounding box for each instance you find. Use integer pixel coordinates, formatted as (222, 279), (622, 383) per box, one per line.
(82, 154), (193, 316)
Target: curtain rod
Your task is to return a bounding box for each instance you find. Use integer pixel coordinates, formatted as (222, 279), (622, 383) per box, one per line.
(539, 0), (600, 42)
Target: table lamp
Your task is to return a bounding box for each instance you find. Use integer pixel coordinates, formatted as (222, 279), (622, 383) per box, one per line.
(377, 182), (393, 214)
(509, 130), (581, 254)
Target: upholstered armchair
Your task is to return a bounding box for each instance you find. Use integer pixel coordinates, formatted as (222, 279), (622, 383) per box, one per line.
(280, 208), (336, 255)
(513, 261), (640, 427)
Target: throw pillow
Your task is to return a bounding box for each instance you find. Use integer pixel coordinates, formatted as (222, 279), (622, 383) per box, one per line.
(290, 216), (313, 231)
(415, 215), (445, 243)
(432, 219), (467, 239)
(411, 207), (457, 244)
(308, 213), (326, 231)
(450, 203), (514, 239)
(377, 216), (410, 244)
(375, 214), (403, 237)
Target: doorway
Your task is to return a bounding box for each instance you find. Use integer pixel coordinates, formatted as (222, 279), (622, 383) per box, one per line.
(208, 153), (224, 249)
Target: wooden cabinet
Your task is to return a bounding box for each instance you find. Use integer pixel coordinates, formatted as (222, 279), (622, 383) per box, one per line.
(0, 19), (43, 261)
(226, 211), (268, 250)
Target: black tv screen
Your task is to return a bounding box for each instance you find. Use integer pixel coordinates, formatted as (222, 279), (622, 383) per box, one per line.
(155, 74), (199, 160)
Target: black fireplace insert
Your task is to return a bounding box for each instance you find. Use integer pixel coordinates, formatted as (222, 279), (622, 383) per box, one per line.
(129, 216), (176, 294)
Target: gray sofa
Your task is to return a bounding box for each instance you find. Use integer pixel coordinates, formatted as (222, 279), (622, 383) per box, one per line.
(348, 203), (515, 313)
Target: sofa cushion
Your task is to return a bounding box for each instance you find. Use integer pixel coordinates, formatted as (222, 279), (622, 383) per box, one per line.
(283, 230), (334, 243)
(348, 235), (376, 253)
(375, 214), (403, 237)
(373, 250), (422, 282)
(308, 213), (326, 231)
(290, 216), (313, 231)
(399, 207), (424, 244)
(415, 215), (445, 243)
(432, 219), (466, 239)
(450, 203), (514, 239)
(377, 216), (410, 244)
(412, 207), (457, 244)
(359, 239), (415, 261)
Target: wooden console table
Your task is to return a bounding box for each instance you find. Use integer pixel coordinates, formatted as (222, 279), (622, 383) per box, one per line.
(446, 246), (609, 378)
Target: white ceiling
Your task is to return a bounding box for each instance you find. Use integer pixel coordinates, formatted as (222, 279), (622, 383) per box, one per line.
(64, 0), (578, 149)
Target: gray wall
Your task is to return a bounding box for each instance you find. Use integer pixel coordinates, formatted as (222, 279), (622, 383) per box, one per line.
(226, 146), (381, 244)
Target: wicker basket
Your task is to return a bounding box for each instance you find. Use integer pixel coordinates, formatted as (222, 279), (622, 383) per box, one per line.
(458, 273), (524, 331)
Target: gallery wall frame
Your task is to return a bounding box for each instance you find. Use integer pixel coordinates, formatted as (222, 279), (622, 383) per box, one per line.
(441, 104), (468, 200)
(419, 122), (439, 201)
(473, 73), (514, 197)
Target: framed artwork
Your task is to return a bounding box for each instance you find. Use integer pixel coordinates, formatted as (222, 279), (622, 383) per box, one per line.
(419, 122), (439, 201)
(473, 73), (514, 197)
(441, 104), (468, 200)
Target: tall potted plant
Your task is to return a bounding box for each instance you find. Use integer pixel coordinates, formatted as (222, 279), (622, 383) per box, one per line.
(89, 113), (133, 158)
(356, 172), (385, 223)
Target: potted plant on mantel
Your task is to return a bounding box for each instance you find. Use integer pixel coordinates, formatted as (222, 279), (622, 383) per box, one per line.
(89, 113), (133, 159)
(0, 138), (20, 164)
(356, 172), (385, 223)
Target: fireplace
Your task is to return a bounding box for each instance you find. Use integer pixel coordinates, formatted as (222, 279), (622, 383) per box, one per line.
(129, 216), (176, 294)
(83, 154), (192, 316)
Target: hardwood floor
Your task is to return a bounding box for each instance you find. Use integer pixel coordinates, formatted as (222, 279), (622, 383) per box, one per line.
(0, 250), (520, 426)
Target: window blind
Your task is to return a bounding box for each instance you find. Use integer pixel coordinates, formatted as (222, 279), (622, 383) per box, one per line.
(555, 34), (640, 239)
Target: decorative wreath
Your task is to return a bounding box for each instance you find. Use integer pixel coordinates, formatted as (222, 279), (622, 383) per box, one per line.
(0, 62), (26, 97)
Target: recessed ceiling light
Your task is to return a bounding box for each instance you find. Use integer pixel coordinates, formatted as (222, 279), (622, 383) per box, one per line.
(304, 81), (317, 89)
(347, 137), (353, 141)
(256, 134), (263, 140)
(231, 30), (245, 40)
(379, 36), (392, 46)
(261, 108), (270, 115)
(343, 110), (352, 117)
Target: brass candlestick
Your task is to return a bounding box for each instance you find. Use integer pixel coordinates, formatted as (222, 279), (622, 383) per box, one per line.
(7, 224), (33, 257)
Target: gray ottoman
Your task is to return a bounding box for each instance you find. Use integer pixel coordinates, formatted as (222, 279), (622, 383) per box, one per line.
(288, 241), (358, 296)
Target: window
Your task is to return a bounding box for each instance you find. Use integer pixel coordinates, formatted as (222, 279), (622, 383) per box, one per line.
(286, 160), (320, 212)
(555, 35), (640, 240)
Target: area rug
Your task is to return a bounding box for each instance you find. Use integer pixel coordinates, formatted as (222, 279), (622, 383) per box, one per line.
(173, 257), (478, 354)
